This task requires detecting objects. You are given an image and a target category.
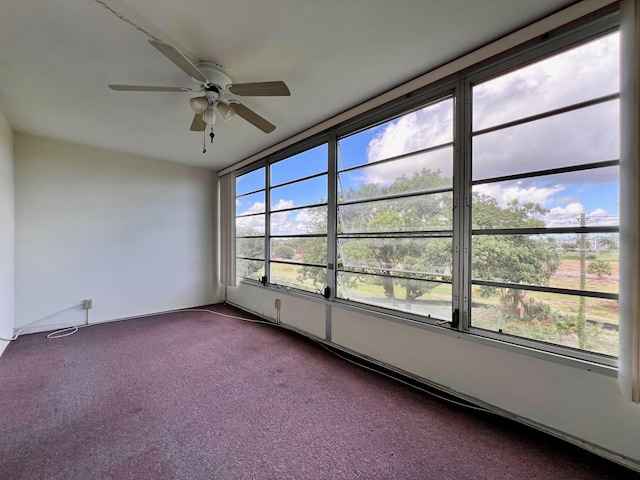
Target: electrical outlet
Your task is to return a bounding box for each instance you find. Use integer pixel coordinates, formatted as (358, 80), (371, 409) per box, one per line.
(275, 299), (281, 309)
(82, 299), (93, 309)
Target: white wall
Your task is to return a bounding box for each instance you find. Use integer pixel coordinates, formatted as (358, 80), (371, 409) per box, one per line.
(0, 110), (15, 356)
(227, 282), (640, 470)
(14, 134), (220, 333)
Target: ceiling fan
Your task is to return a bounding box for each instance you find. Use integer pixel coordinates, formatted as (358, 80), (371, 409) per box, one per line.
(109, 40), (290, 134)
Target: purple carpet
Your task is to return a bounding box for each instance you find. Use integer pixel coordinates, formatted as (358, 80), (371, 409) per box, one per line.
(0, 304), (636, 479)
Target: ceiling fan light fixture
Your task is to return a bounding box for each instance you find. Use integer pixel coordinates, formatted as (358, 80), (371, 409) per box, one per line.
(203, 105), (217, 125)
(189, 96), (209, 115)
(217, 102), (236, 121)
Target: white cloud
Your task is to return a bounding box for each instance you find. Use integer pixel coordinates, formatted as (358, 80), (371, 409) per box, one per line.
(236, 214), (265, 233)
(238, 197), (322, 236)
(542, 202), (585, 227)
(360, 147), (453, 186)
(542, 204), (618, 228)
(245, 201), (265, 214)
(367, 105), (452, 163)
(348, 34), (620, 195)
(270, 199), (315, 235)
(271, 207), (318, 235)
(473, 32), (619, 130)
(474, 182), (564, 209)
(474, 181), (618, 228)
(473, 100), (619, 180)
(471, 33), (619, 182)
(294, 209), (313, 225)
(361, 99), (454, 185)
(272, 199), (295, 211)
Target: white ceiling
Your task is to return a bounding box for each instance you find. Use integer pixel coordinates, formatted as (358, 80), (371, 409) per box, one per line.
(0, 0), (576, 172)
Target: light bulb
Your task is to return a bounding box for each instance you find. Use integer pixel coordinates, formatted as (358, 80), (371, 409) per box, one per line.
(217, 102), (236, 121)
(189, 96), (209, 115)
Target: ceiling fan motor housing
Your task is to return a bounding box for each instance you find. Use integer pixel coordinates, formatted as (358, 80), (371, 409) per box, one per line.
(195, 61), (233, 94)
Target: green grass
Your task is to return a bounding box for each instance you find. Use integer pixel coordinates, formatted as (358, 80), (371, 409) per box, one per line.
(265, 257), (620, 356)
(270, 263), (322, 293)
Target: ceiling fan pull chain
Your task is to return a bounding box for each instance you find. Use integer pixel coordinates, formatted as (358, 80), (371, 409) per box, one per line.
(210, 127), (215, 144)
(202, 129), (206, 154)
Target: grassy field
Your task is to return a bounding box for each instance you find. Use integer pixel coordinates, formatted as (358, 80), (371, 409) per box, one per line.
(471, 253), (619, 356)
(268, 254), (619, 357)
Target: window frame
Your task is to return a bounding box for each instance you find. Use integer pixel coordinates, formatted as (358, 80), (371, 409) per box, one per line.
(235, 166), (267, 282)
(334, 92), (457, 321)
(236, 138), (330, 294)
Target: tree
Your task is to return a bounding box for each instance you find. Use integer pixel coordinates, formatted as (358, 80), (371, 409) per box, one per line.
(273, 244), (295, 259)
(472, 194), (560, 317)
(334, 169), (452, 308)
(236, 226), (265, 279)
(598, 236), (618, 251)
(297, 169), (559, 318)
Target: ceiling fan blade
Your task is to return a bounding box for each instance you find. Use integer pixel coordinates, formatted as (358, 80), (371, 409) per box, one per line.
(149, 40), (209, 83)
(190, 113), (206, 132)
(109, 84), (191, 92)
(233, 102), (276, 133)
(228, 81), (290, 97)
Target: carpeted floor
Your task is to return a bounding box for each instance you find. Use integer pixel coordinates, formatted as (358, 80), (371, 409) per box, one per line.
(0, 304), (637, 479)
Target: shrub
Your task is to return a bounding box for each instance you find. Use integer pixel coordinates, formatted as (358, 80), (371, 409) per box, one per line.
(587, 260), (612, 278)
(274, 244), (295, 259)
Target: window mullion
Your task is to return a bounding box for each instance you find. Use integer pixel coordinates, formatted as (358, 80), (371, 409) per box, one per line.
(453, 79), (472, 331)
(265, 164), (271, 284)
(327, 134), (338, 299)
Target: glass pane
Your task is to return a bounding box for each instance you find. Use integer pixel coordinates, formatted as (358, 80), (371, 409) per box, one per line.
(472, 234), (618, 294)
(338, 98), (454, 170)
(236, 214), (265, 235)
(270, 262), (326, 293)
(472, 166), (619, 229)
(338, 237), (452, 276)
(236, 167), (265, 196)
(271, 237), (327, 265)
(337, 271), (451, 319)
(271, 175), (328, 210)
(339, 147), (453, 202)
(271, 206), (326, 235)
(473, 32), (619, 131)
(236, 238), (264, 260)
(471, 288), (618, 357)
(271, 144), (328, 186)
(236, 259), (264, 280)
(472, 100), (619, 180)
(236, 191), (265, 216)
(339, 192), (452, 233)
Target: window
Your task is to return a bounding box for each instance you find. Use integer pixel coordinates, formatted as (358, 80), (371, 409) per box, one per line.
(469, 31), (620, 357)
(233, 14), (622, 363)
(269, 144), (328, 293)
(336, 98), (455, 318)
(235, 167), (266, 281)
